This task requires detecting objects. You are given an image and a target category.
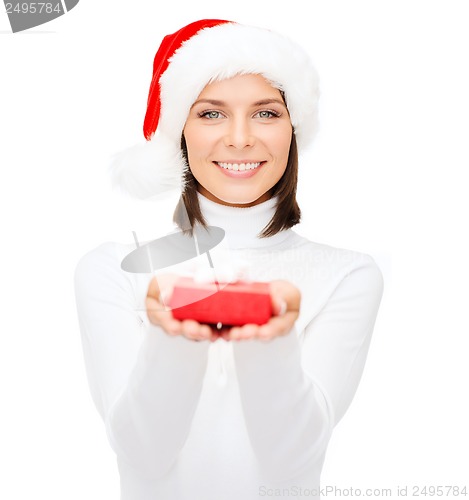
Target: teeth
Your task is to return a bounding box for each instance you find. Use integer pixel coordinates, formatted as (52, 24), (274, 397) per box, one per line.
(217, 162), (261, 171)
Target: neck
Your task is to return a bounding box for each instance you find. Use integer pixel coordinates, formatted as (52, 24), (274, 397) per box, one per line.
(196, 192), (291, 250)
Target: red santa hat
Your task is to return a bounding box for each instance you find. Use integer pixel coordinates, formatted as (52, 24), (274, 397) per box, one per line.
(109, 19), (320, 200)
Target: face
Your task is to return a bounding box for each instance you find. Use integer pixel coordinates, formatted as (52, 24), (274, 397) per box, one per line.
(183, 73), (293, 207)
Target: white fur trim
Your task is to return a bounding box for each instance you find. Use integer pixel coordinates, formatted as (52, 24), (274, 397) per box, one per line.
(159, 23), (319, 150)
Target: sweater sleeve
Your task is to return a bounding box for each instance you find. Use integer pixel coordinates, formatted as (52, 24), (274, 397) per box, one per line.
(73, 242), (210, 479)
(231, 254), (384, 481)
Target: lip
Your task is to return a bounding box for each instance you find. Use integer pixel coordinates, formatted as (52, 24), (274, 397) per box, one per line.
(214, 161), (265, 179)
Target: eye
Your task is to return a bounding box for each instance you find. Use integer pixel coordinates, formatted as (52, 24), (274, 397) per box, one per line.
(199, 110), (223, 119)
(254, 110), (281, 119)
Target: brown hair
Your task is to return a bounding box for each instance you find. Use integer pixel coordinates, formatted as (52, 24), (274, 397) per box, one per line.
(173, 132), (301, 237)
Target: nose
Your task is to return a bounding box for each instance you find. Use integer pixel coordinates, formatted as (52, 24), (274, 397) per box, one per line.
(223, 116), (254, 149)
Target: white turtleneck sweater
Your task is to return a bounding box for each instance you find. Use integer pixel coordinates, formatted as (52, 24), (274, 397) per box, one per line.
(73, 193), (384, 499)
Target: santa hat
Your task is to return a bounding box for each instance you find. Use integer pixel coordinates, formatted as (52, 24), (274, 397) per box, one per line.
(108, 19), (320, 200)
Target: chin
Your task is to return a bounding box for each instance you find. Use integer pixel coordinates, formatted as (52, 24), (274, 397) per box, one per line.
(197, 182), (272, 207)
(214, 190), (270, 207)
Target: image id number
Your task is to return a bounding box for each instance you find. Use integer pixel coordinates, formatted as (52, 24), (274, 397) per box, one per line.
(5, 3), (63, 14)
(411, 486), (468, 496)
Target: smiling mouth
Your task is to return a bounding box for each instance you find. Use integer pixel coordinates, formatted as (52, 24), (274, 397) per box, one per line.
(215, 162), (263, 171)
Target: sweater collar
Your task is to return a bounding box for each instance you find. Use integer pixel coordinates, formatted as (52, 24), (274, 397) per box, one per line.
(197, 192), (292, 250)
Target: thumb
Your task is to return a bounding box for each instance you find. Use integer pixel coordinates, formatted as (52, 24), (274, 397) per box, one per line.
(272, 295), (288, 317)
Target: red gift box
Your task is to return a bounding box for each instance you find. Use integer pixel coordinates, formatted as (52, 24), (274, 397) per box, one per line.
(168, 277), (272, 326)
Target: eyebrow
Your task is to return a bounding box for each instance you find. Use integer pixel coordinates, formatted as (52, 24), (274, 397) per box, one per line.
(190, 98), (287, 109)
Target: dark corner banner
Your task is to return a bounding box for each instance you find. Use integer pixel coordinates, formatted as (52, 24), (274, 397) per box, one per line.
(4, 0), (79, 32)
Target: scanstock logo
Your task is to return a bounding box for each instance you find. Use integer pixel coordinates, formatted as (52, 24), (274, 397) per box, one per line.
(3, 1), (79, 32)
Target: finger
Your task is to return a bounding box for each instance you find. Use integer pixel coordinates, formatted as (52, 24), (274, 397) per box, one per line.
(161, 317), (183, 335)
(269, 280), (301, 312)
(199, 323), (214, 340)
(229, 323), (258, 341)
(181, 320), (210, 341)
(247, 312), (298, 342)
(147, 274), (178, 305)
(260, 312), (297, 339)
(147, 276), (162, 301)
(145, 297), (165, 324)
(145, 296), (166, 314)
(228, 325), (249, 340)
(146, 304), (181, 335)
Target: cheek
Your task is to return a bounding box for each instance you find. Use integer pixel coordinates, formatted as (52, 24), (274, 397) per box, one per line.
(270, 126), (292, 162)
(184, 128), (217, 168)
(184, 135), (202, 159)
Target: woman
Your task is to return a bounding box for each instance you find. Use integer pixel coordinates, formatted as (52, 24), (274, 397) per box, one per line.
(74, 19), (384, 499)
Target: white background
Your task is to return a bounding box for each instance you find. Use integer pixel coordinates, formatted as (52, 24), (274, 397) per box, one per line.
(1, 1), (468, 498)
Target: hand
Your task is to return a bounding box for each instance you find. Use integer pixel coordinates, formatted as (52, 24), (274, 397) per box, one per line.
(146, 276), (300, 343)
(221, 279), (301, 342)
(146, 274), (220, 342)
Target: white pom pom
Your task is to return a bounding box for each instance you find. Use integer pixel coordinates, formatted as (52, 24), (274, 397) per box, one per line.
(107, 132), (186, 200)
